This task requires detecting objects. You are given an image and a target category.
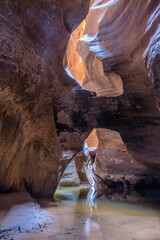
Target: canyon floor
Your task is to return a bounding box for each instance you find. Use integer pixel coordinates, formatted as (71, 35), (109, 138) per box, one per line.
(0, 186), (160, 240)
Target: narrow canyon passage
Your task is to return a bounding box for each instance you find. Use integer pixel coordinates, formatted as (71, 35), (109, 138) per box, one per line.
(0, 0), (160, 239)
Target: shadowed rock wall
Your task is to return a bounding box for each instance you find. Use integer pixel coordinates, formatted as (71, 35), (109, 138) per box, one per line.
(0, 0), (91, 197)
(77, 0), (160, 172)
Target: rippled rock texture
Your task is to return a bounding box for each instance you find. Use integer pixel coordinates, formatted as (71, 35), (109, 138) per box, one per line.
(0, 0), (93, 197)
(74, 0), (160, 172)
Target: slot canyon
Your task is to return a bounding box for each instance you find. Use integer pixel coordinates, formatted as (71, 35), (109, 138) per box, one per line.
(0, 0), (160, 239)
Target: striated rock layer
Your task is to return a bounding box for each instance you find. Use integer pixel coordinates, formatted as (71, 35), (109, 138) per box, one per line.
(0, 0), (93, 197)
(66, 20), (85, 85)
(77, 0), (160, 172)
(94, 129), (151, 185)
(78, 129), (159, 193)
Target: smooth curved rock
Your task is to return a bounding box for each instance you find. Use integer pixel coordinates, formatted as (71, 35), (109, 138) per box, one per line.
(0, 0), (91, 197)
(82, 128), (156, 191)
(76, 0), (160, 171)
(66, 21), (85, 84)
(77, 40), (123, 96)
(95, 129), (149, 182)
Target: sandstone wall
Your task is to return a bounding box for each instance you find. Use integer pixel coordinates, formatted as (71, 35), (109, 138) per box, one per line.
(77, 0), (160, 172)
(0, 0), (91, 197)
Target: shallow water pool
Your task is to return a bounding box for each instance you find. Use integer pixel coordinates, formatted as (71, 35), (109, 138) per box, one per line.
(0, 187), (160, 240)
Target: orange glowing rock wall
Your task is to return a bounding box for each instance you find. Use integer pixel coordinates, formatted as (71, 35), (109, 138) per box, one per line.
(86, 129), (98, 148)
(67, 20), (85, 85)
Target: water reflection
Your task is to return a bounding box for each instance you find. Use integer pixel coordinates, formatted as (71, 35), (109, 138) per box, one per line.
(84, 186), (102, 239)
(53, 185), (160, 240)
(85, 186), (97, 209)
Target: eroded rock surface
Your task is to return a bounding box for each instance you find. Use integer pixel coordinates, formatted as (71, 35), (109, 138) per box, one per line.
(77, 40), (123, 97)
(75, 0), (160, 171)
(66, 20), (85, 84)
(80, 129), (159, 193)
(0, 0), (92, 197)
(94, 129), (151, 184)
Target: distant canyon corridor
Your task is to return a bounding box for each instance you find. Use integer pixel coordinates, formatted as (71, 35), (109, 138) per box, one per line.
(0, 0), (160, 197)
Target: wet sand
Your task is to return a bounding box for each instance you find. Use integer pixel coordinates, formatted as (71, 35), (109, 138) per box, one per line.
(0, 189), (160, 240)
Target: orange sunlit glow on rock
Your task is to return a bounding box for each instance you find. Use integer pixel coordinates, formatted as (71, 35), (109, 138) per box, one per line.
(67, 20), (86, 85)
(86, 129), (98, 148)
